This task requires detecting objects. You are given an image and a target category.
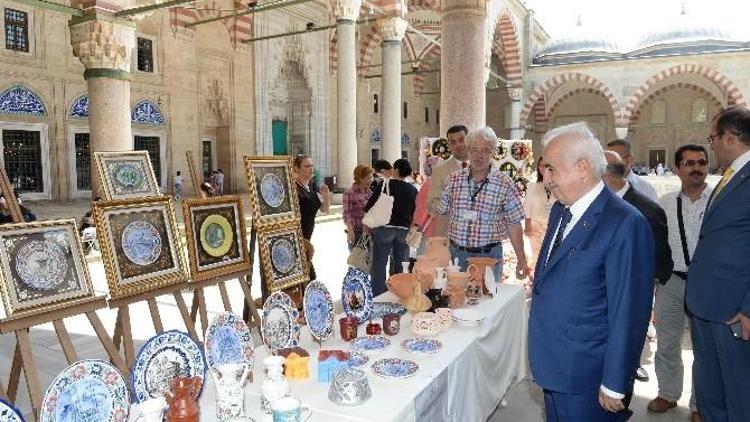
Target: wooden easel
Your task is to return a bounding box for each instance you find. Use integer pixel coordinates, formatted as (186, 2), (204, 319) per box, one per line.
(0, 168), (128, 419)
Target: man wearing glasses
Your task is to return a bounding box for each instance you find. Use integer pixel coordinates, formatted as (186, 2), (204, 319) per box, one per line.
(436, 127), (530, 280)
(646, 144), (709, 421)
(687, 107), (750, 421)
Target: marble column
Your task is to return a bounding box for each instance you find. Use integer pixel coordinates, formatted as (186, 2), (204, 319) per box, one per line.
(440, 0), (487, 135)
(378, 17), (407, 163)
(615, 126), (629, 140)
(332, 0), (362, 188)
(70, 17), (135, 195)
(508, 87), (525, 139)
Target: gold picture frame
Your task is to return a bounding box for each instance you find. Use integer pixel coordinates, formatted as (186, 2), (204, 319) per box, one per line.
(244, 155), (299, 229)
(0, 219), (96, 319)
(94, 196), (188, 300)
(257, 223), (309, 294)
(182, 195), (251, 282)
(94, 150), (161, 200)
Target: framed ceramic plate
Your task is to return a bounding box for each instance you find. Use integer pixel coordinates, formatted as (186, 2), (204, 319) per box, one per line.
(303, 281), (334, 342)
(243, 156), (299, 228)
(204, 311), (254, 370)
(401, 338), (442, 354)
(261, 291), (301, 354)
(0, 219), (96, 318)
(182, 195), (251, 282)
(0, 398), (23, 422)
(257, 224), (309, 295)
(94, 196), (188, 300)
(371, 358), (419, 379)
(341, 267), (373, 324)
(131, 330), (206, 403)
(40, 359), (129, 422)
(94, 151), (161, 200)
(351, 336), (391, 353)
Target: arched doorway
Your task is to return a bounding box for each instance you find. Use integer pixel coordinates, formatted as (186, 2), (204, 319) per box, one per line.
(270, 57), (312, 157)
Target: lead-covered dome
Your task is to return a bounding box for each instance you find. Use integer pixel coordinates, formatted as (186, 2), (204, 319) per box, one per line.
(534, 23), (621, 65)
(631, 11), (744, 56)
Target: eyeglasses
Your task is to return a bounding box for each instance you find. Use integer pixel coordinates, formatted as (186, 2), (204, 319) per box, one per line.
(706, 132), (723, 145)
(680, 159), (708, 167)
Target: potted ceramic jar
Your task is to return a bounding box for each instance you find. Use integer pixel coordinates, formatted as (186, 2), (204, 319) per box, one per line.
(411, 312), (440, 337)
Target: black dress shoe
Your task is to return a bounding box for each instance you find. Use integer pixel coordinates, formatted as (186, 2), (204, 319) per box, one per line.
(635, 366), (649, 382)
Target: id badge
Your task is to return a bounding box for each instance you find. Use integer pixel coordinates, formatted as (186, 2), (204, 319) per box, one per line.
(464, 210), (478, 221)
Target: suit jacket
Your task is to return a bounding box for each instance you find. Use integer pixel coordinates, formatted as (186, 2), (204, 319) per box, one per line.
(687, 160), (750, 322)
(623, 186), (674, 283)
(426, 157), (462, 236)
(528, 187), (654, 396)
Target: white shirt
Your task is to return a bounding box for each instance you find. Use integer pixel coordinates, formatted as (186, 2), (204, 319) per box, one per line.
(627, 170), (658, 202)
(659, 185), (711, 272)
(614, 181), (630, 198)
(725, 149), (750, 184)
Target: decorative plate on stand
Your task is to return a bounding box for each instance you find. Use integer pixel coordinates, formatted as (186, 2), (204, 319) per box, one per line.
(261, 291), (301, 354)
(371, 358), (419, 379)
(0, 398), (23, 422)
(341, 268), (373, 324)
(303, 281), (334, 342)
(352, 336), (391, 353)
(260, 173), (285, 208)
(131, 330), (206, 403)
(40, 359), (129, 422)
(204, 311), (255, 370)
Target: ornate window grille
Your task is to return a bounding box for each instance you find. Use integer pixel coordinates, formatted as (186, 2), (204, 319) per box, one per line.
(202, 140), (212, 178)
(75, 133), (91, 190)
(137, 37), (154, 73)
(4, 8), (29, 53)
(2, 130), (43, 193)
(134, 136), (161, 183)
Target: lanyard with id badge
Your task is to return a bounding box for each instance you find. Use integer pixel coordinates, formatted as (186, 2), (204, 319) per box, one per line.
(465, 177), (488, 231)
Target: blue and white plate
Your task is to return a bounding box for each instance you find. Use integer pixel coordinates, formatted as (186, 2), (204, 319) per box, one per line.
(351, 336), (391, 353)
(132, 330), (206, 403)
(270, 238), (295, 275)
(40, 359), (129, 422)
(204, 312), (254, 370)
(371, 358), (419, 379)
(347, 351), (369, 368)
(303, 281), (334, 342)
(401, 338), (442, 354)
(261, 291), (300, 354)
(0, 398), (24, 422)
(260, 173), (285, 208)
(121, 220), (162, 266)
(370, 302), (407, 319)
(341, 268), (373, 324)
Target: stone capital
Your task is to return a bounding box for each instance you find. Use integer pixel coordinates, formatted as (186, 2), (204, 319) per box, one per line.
(331, 0), (362, 21)
(377, 17), (407, 42)
(441, 0), (487, 14)
(70, 18), (135, 72)
(508, 87), (523, 101)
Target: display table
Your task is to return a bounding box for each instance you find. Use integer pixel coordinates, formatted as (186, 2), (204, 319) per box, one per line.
(197, 283), (526, 422)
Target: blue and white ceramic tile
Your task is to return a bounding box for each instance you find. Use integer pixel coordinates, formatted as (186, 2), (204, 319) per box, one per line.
(0, 85), (47, 116)
(351, 336), (391, 353)
(131, 330), (206, 403)
(347, 351), (369, 368)
(401, 338), (442, 354)
(121, 221), (162, 266)
(40, 359), (129, 422)
(0, 398), (24, 422)
(370, 302), (407, 319)
(204, 312), (254, 370)
(131, 100), (165, 125)
(261, 291), (300, 354)
(260, 173), (285, 208)
(303, 281), (334, 342)
(69, 95), (89, 119)
(341, 268), (373, 324)
(270, 238), (294, 275)
(371, 358), (419, 379)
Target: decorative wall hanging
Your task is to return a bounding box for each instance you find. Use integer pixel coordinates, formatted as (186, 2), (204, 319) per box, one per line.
(257, 224), (309, 293)
(94, 151), (161, 200)
(243, 156), (299, 229)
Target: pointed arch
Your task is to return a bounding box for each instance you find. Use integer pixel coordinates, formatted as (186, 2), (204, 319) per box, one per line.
(492, 11), (522, 86)
(630, 82), (723, 125)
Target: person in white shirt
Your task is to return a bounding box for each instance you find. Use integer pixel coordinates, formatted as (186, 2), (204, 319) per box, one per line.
(523, 156), (556, 268)
(174, 171), (183, 199)
(427, 125), (469, 236)
(215, 169), (225, 195)
(607, 139), (659, 201)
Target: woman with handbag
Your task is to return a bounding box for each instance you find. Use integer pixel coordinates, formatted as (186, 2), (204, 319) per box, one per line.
(364, 158), (417, 296)
(343, 164), (374, 251)
(294, 155), (331, 281)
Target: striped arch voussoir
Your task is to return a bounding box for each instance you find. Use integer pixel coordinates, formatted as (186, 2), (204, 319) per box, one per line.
(358, 25), (384, 76)
(493, 11), (522, 85)
(629, 82), (724, 124)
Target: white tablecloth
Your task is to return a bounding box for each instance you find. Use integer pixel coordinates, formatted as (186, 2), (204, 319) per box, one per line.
(196, 283), (526, 422)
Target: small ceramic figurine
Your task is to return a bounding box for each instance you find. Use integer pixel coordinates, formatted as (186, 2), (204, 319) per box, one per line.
(211, 364), (250, 420)
(164, 376), (202, 422)
(260, 356), (289, 415)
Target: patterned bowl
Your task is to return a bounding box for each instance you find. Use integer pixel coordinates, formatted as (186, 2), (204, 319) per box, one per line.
(328, 368), (372, 406)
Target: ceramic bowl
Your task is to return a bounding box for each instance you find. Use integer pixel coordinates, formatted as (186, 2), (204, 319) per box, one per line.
(328, 368), (372, 406)
(435, 308), (453, 331)
(411, 312), (440, 337)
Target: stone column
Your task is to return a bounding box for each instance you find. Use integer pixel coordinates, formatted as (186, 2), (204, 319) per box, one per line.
(70, 16), (135, 195)
(332, 0), (362, 188)
(508, 87), (525, 139)
(378, 17), (407, 163)
(440, 0), (487, 135)
(615, 126), (629, 140)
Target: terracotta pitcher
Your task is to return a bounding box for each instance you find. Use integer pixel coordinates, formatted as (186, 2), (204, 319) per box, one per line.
(164, 376), (202, 422)
(387, 272), (416, 298)
(412, 256), (438, 288)
(424, 237), (451, 268)
(467, 256), (498, 294)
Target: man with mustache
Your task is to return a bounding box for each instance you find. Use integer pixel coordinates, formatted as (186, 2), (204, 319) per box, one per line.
(647, 144), (709, 422)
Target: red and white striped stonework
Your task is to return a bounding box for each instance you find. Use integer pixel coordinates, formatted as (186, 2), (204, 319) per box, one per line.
(532, 97), (547, 131)
(546, 88), (609, 117)
(629, 83), (724, 124)
(413, 42), (440, 93)
(170, 1), (253, 47)
(495, 11), (522, 85)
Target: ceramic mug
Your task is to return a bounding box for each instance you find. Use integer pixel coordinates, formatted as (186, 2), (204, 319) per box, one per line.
(411, 312), (440, 337)
(435, 308), (453, 331)
(382, 313), (401, 335)
(339, 316), (358, 342)
(271, 397), (312, 422)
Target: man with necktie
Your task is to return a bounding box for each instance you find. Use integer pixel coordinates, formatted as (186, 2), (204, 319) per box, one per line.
(687, 106), (750, 421)
(528, 122), (654, 421)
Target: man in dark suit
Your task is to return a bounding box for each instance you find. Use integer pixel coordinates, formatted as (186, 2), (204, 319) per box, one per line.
(529, 122), (655, 421)
(687, 106), (750, 421)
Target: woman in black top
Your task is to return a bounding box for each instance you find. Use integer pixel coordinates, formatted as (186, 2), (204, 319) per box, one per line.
(294, 155), (330, 280)
(364, 158), (418, 296)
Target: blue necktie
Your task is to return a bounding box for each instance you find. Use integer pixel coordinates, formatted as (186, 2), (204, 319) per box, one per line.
(546, 207), (572, 266)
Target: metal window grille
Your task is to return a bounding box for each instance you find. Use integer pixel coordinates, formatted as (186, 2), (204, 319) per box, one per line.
(424, 107), (429, 123)
(202, 140), (212, 178)
(74, 133), (91, 190)
(4, 8), (28, 52)
(137, 37), (154, 73)
(403, 101), (408, 119)
(134, 136), (161, 183)
(2, 129), (42, 193)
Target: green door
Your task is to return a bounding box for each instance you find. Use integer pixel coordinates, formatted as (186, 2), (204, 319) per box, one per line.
(272, 120), (288, 155)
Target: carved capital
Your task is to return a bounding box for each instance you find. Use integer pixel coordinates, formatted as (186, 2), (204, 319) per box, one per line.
(70, 19), (135, 72)
(441, 0), (486, 14)
(331, 0), (362, 21)
(508, 87), (523, 101)
(377, 17), (407, 42)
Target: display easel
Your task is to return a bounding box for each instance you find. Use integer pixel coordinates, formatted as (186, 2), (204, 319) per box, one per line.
(0, 168), (128, 419)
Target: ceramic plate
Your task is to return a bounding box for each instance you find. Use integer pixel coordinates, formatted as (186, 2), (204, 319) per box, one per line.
(370, 302), (407, 319)
(260, 173), (285, 208)
(270, 238), (295, 274)
(121, 220), (162, 266)
(348, 351), (369, 368)
(341, 268), (373, 324)
(16, 239), (67, 290)
(371, 358), (419, 379)
(351, 336), (391, 353)
(303, 281), (334, 342)
(40, 359), (129, 422)
(0, 398), (24, 422)
(261, 291), (301, 354)
(204, 311), (254, 370)
(401, 338), (442, 354)
(452, 309), (486, 322)
(132, 330), (206, 403)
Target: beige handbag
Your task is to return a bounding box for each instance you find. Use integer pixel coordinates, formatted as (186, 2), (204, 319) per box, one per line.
(347, 233), (371, 273)
(406, 216), (432, 249)
(362, 180), (393, 229)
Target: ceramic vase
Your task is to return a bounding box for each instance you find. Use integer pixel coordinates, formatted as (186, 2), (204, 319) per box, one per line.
(467, 256), (499, 294)
(212, 363), (250, 420)
(164, 376), (202, 422)
(260, 356), (290, 415)
(423, 237), (451, 268)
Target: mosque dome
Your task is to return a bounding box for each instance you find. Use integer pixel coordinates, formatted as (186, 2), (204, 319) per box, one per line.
(534, 21), (621, 65)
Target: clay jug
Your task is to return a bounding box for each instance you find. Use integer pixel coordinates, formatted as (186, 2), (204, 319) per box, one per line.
(386, 272), (415, 299)
(424, 237), (451, 268)
(467, 257), (498, 294)
(412, 256), (438, 289)
(164, 376), (202, 422)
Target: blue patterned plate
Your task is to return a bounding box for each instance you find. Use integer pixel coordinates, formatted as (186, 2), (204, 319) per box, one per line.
(0, 398), (24, 422)
(271, 238), (295, 274)
(370, 302), (407, 319)
(347, 351), (369, 368)
(40, 359), (129, 422)
(303, 281), (334, 342)
(204, 312), (254, 370)
(371, 358), (419, 379)
(351, 335), (391, 353)
(341, 268), (373, 324)
(132, 330), (206, 403)
(260, 173), (285, 208)
(401, 337), (442, 354)
(262, 291), (301, 354)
